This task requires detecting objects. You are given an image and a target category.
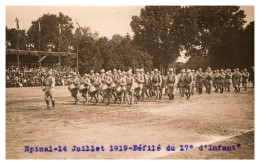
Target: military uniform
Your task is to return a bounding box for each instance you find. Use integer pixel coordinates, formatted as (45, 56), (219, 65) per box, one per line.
(196, 69), (204, 94)
(125, 72), (135, 106)
(204, 69), (213, 94)
(44, 71), (55, 109)
(242, 69), (249, 90)
(225, 70), (232, 93)
(219, 70), (226, 93)
(166, 68), (176, 100)
(71, 74), (80, 104)
(184, 70), (192, 99)
(151, 69), (162, 100)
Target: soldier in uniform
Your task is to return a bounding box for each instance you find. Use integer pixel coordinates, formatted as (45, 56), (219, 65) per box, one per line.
(43, 70), (55, 109)
(125, 71), (135, 106)
(184, 69), (193, 99)
(234, 68), (242, 92)
(204, 67), (214, 94)
(105, 72), (114, 105)
(93, 73), (102, 103)
(214, 70), (220, 93)
(116, 72), (127, 104)
(151, 69), (162, 100)
(71, 72), (80, 104)
(89, 70), (95, 83)
(112, 69), (119, 102)
(191, 69), (196, 95)
(242, 68), (250, 91)
(166, 68), (176, 100)
(196, 68), (204, 94)
(135, 69), (144, 102)
(225, 69), (232, 93)
(178, 69), (186, 97)
(219, 69), (226, 94)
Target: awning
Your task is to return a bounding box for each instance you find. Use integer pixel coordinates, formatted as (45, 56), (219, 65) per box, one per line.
(6, 49), (77, 58)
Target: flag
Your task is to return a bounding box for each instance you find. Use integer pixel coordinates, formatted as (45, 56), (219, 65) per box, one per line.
(58, 23), (61, 35)
(15, 18), (19, 29)
(38, 19), (41, 32)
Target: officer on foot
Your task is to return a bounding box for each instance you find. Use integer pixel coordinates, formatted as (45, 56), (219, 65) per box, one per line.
(43, 70), (55, 109)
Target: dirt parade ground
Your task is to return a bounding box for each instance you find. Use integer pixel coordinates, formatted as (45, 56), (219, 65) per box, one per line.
(6, 86), (254, 159)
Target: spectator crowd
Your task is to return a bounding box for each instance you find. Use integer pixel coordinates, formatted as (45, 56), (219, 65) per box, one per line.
(6, 64), (76, 88)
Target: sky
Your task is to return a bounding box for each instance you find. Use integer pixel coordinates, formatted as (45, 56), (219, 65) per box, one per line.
(6, 6), (254, 62)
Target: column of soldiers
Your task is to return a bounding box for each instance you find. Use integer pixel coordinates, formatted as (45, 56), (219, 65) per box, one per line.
(42, 67), (251, 109)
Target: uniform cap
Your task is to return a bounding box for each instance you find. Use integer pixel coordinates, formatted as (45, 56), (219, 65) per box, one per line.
(169, 68), (173, 72)
(113, 69), (117, 72)
(140, 69), (144, 72)
(187, 69), (191, 73)
(154, 69), (158, 72)
(90, 70), (94, 73)
(100, 69), (105, 73)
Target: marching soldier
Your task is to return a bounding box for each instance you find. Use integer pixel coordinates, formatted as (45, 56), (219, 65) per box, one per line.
(214, 70), (220, 92)
(178, 69), (186, 97)
(184, 69), (193, 99)
(151, 69), (162, 100)
(191, 69), (196, 95)
(225, 69), (232, 93)
(242, 68), (250, 91)
(233, 68), (242, 92)
(204, 67), (214, 94)
(125, 71), (135, 106)
(135, 69), (145, 102)
(219, 69), (226, 94)
(43, 70), (55, 109)
(105, 72), (114, 105)
(89, 70), (95, 83)
(93, 73), (102, 103)
(166, 68), (176, 100)
(116, 72), (127, 104)
(71, 72), (80, 104)
(196, 68), (204, 94)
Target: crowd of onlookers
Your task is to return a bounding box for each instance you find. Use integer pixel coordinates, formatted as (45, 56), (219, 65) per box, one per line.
(6, 65), (77, 88)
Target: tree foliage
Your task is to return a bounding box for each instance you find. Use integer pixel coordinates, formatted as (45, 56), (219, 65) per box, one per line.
(131, 6), (253, 70)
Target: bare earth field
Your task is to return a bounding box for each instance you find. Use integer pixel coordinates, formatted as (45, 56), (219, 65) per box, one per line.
(6, 86), (254, 159)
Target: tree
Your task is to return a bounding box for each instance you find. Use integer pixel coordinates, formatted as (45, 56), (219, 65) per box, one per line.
(27, 12), (74, 52)
(6, 27), (27, 50)
(131, 6), (249, 69)
(130, 6), (200, 68)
